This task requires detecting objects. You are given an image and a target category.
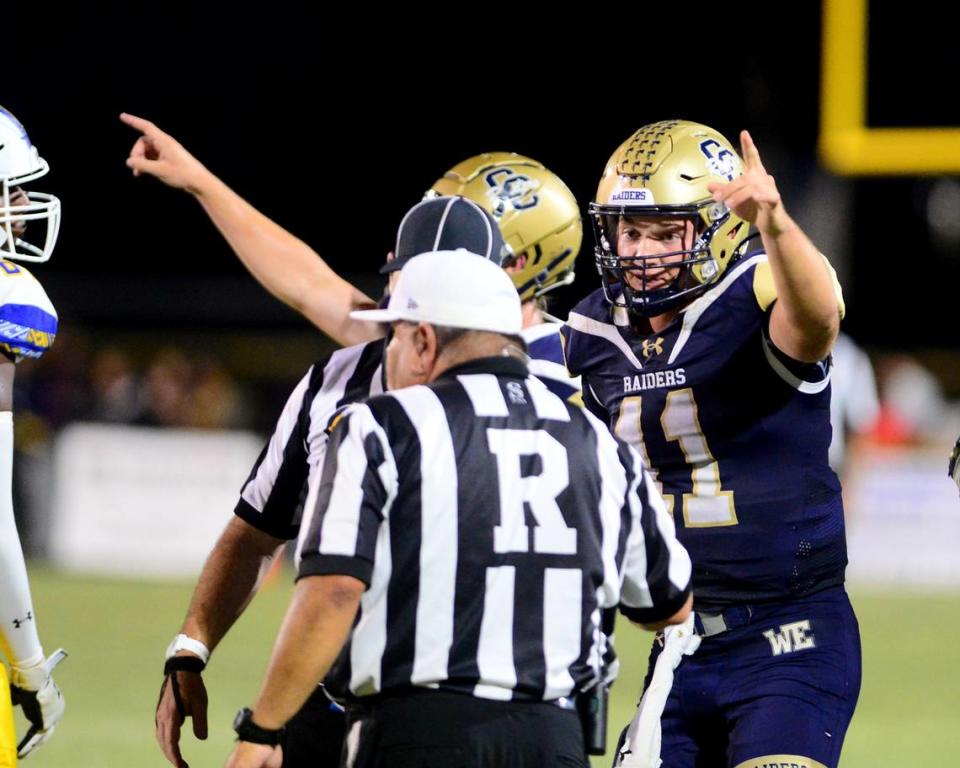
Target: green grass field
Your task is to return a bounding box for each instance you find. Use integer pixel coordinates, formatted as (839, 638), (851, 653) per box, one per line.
(16, 567), (960, 767)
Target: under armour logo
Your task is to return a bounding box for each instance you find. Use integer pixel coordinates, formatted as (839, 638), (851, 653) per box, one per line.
(12, 611), (33, 629)
(763, 620), (816, 656)
(642, 337), (664, 358)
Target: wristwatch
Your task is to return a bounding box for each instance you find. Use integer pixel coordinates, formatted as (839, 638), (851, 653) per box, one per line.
(233, 707), (285, 746)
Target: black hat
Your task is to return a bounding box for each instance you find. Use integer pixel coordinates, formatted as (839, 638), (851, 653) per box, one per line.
(380, 196), (510, 274)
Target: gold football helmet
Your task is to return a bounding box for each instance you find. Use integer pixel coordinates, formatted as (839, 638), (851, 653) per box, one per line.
(590, 120), (753, 316)
(428, 153), (581, 302)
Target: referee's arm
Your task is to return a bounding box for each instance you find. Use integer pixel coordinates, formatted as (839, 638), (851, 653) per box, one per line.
(180, 364), (326, 652)
(640, 594), (694, 632)
(159, 372), (319, 767)
(178, 518), (285, 657)
(243, 405), (395, 732)
(246, 573), (364, 732)
(618, 453), (693, 629)
(234, 366), (319, 540)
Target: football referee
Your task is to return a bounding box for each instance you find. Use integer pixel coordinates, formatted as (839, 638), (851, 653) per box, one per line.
(225, 251), (693, 768)
(155, 196), (510, 768)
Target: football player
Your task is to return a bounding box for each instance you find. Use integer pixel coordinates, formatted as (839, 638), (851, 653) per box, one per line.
(425, 153), (581, 401)
(561, 120), (860, 768)
(0, 105), (66, 764)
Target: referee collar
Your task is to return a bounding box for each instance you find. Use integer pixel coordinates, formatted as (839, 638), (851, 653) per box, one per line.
(437, 355), (529, 381)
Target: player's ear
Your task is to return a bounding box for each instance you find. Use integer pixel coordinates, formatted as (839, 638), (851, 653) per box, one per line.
(502, 251), (528, 274)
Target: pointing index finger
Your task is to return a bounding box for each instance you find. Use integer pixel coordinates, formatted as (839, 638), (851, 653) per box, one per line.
(120, 112), (159, 137)
(739, 130), (765, 173)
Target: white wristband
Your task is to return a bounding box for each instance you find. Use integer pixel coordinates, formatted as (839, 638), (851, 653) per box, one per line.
(165, 634), (210, 665)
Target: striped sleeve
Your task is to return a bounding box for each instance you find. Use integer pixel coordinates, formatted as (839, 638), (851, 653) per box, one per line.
(618, 449), (692, 624)
(580, 406), (691, 624)
(298, 404), (398, 586)
(234, 364), (321, 539)
(234, 341), (385, 541)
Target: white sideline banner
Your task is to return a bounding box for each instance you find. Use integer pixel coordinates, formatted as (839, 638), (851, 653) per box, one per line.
(845, 445), (960, 589)
(49, 423), (264, 578)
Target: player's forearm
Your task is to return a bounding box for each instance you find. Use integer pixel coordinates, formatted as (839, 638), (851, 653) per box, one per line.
(0, 408), (43, 668)
(762, 212), (840, 361)
(189, 174), (381, 346)
(0, 528), (43, 668)
(189, 171), (332, 306)
(251, 575), (362, 729)
(179, 517), (283, 654)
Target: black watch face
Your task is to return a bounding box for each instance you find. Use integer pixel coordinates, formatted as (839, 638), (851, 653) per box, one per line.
(233, 708), (251, 731)
(233, 707), (281, 745)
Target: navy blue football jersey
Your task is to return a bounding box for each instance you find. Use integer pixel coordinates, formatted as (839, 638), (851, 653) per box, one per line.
(561, 253), (846, 611)
(523, 321), (582, 404)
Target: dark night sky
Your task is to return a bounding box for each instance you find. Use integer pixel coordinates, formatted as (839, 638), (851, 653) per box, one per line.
(5, 3), (958, 349)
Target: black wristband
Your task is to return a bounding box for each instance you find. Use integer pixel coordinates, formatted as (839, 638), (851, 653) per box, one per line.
(164, 656), (206, 675)
(233, 707), (285, 746)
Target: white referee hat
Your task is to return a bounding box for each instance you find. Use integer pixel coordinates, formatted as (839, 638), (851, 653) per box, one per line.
(352, 250), (522, 335)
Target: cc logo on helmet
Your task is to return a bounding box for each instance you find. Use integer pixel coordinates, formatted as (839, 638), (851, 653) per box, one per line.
(699, 139), (738, 181)
(484, 168), (540, 213)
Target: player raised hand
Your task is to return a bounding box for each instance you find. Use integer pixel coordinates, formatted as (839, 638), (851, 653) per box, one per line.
(121, 113), (212, 194)
(706, 130), (789, 238)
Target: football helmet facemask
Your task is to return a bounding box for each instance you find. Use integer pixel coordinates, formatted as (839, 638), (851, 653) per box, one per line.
(590, 120), (753, 317)
(0, 106), (60, 263)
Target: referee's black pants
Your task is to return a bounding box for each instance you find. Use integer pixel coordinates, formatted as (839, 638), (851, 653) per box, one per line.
(343, 689), (589, 768)
(282, 686), (346, 767)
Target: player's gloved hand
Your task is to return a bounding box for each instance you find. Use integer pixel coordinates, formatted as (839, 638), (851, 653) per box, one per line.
(9, 648), (67, 758)
(616, 615), (699, 768)
(659, 612), (700, 669)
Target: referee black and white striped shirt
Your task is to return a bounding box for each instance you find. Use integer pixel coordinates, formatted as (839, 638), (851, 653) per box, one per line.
(234, 340), (384, 546)
(234, 322), (580, 554)
(234, 192), (568, 550)
(298, 355), (691, 703)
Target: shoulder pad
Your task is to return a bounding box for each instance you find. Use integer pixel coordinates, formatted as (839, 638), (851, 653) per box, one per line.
(0, 261), (57, 362)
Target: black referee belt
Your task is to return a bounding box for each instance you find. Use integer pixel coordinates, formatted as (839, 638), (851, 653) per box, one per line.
(349, 686), (578, 712)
